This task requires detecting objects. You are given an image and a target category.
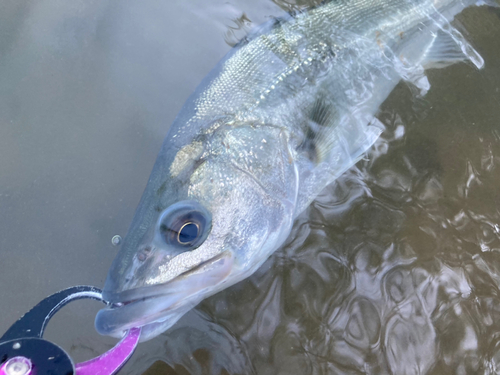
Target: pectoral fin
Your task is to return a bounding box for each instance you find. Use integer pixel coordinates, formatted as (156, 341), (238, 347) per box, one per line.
(294, 114), (382, 215)
(299, 95), (353, 165)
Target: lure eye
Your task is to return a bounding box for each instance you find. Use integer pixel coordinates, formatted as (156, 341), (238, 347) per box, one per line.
(158, 201), (211, 249)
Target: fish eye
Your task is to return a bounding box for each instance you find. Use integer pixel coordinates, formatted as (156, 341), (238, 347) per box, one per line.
(158, 201), (211, 249)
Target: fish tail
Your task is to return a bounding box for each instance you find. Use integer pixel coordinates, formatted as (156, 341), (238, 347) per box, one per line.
(419, 0), (498, 71)
(473, 0), (499, 6)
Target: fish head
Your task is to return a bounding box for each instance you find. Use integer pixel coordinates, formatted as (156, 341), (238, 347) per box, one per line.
(95, 125), (295, 341)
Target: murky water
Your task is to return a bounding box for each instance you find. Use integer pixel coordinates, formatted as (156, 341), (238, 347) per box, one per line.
(1, 1), (499, 374)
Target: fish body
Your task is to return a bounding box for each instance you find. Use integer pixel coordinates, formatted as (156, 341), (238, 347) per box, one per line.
(96, 0), (489, 341)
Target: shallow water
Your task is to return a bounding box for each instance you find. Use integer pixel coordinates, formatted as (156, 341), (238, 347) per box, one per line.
(1, 1), (499, 374)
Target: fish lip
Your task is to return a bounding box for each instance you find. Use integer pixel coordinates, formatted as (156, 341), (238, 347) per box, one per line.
(95, 291), (190, 338)
(102, 288), (183, 315)
(96, 251), (233, 337)
(102, 250), (229, 305)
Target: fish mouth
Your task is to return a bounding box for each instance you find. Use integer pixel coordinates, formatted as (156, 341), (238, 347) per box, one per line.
(95, 251), (233, 341)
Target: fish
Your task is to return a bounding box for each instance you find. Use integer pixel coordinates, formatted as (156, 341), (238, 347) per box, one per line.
(95, 0), (496, 341)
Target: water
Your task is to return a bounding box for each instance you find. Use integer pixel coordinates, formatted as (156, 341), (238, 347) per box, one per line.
(0, 1), (499, 374)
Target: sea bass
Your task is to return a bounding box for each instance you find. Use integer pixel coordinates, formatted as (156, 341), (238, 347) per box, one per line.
(96, 0), (493, 341)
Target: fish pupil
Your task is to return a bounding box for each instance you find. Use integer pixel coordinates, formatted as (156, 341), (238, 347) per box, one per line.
(178, 222), (199, 245)
(158, 201), (212, 249)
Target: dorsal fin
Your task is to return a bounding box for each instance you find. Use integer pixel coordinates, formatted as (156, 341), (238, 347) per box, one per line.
(224, 13), (254, 48)
(228, 14), (293, 49)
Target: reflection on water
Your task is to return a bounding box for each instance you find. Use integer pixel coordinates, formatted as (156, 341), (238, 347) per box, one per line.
(0, 0), (499, 374)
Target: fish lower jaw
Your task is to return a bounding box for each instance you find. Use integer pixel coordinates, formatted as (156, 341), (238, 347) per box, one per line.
(96, 252), (235, 341)
(95, 295), (196, 342)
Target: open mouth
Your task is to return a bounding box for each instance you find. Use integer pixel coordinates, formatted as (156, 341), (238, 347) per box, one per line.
(95, 252), (233, 340)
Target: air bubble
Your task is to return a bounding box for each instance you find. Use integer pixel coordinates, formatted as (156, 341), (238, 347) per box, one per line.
(111, 235), (122, 246)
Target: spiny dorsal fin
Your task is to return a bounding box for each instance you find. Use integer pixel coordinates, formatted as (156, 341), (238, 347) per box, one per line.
(224, 13), (254, 48)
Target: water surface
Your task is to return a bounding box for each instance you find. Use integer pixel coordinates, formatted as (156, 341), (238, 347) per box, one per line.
(0, 1), (499, 374)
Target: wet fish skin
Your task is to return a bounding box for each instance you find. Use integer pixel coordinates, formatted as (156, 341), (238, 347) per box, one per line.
(95, 0), (489, 341)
